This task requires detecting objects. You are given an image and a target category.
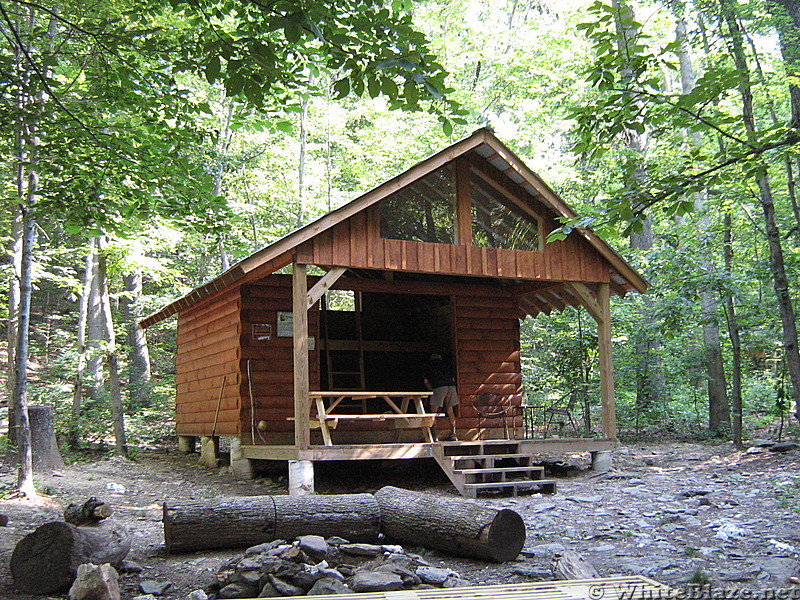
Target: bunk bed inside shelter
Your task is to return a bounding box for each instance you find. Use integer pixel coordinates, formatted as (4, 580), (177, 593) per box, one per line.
(140, 129), (648, 497)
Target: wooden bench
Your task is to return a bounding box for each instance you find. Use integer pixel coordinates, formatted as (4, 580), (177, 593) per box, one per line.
(304, 391), (437, 445)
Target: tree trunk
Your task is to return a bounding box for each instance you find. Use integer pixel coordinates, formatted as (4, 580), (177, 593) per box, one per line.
(630, 216), (667, 413)
(95, 236), (127, 456)
(121, 271), (151, 408)
(770, 0), (800, 129)
(70, 248), (93, 448)
(6, 206), (22, 442)
(297, 93), (310, 227)
(674, 14), (731, 433)
(11, 200), (35, 498)
(374, 485), (525, 562)
(723, 215), (744, 447)
(162, 493), (381, 554)
(214, 98), (234, 272)
(6, 405), (65, 471)
(721, 0), (800, 416)
(10, 521), (130, 595)
(700, 282), (730, 432)
(612, 0), (667, 415)
(86, 237), (104, 401)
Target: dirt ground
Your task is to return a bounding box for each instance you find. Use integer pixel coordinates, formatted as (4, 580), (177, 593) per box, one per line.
(0, 440), (798, 599)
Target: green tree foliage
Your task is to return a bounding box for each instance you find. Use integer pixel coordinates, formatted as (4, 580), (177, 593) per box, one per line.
(1, 0), (798, 470)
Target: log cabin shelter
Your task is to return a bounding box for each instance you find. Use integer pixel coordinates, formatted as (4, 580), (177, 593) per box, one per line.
(141, 128), (647, 497)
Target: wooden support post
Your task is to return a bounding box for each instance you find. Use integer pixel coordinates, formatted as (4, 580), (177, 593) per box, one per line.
(597, 283), (616, 440)
(293, 262), (310, 450)
(455, 158), (473, 245)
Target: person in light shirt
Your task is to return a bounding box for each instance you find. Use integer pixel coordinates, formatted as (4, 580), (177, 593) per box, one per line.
(423, 354), (459, 441)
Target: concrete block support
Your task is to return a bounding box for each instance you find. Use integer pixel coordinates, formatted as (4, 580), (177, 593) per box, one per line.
(288, 460), (314, 496)
(591, 450), (613, 473)
(177, 436), (197, 454)
(229, 436), (254, 479)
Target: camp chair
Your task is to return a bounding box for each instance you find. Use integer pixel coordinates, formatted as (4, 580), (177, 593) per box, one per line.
(542, 388), (580, 436)
(472, 393), (511, 440)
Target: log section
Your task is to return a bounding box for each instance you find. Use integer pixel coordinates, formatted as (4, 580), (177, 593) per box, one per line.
(374, 485), (525, 562)
(162, 493), (380, 553)
(10, 521), (130, 594)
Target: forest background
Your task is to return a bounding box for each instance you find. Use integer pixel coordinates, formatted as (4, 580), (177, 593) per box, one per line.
(2, 0), (799, 492)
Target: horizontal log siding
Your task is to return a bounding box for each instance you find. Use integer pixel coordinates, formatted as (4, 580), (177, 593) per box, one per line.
(453, 292), (523, 432)
(299, 206), (610, 284)
(175, 290), (243, 436)
(239, 279), (320, 442)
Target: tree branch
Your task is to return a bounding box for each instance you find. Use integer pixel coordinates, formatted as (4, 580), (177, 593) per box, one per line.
(0, 1), (107, 147)
(638, 134), (800, 212)
(610, 86), (753, 148)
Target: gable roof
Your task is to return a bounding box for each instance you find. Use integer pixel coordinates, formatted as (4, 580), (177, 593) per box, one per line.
(141, 128), (647, 328)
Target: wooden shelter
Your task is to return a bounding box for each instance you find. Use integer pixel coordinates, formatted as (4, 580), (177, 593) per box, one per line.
(141, 129), (647, 496)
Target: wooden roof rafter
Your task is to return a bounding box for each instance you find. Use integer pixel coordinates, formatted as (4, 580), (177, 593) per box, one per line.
(519, 295), (549, 317)
(513, 281), (565, 300)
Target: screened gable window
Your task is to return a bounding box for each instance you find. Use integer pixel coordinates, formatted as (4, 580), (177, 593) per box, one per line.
(380, 165), (455, 244)
(471, 179), (541, 251)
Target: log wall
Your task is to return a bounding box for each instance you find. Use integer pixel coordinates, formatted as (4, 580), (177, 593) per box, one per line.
(175, 290), (243, 436)
(452, 290), (523, 435)
(239, 278), (320, 444)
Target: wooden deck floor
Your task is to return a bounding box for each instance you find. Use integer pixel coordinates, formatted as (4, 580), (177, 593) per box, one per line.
(238, 576), (677, 600)
(240, 438), (615, 461)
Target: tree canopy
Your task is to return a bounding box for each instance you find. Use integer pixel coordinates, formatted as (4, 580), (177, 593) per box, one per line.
(2, 0), (799, 489)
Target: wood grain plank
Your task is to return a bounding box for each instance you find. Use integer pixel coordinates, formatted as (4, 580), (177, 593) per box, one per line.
(349, 212), (368, 268)
(469, 246), (483, 276)
(319, 229), (334, 265)
(386, 239), (402, 270)
(295, 241), (314, 264)
(498, 249), (517, 278)
(177, 313), (241, 346)
(456, 329), (517, 341)
(419, 243), (436, 272)
(332, 221), (351, 265)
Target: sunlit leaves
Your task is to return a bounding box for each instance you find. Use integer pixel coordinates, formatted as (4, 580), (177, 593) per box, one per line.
(163, 0), (460, 134)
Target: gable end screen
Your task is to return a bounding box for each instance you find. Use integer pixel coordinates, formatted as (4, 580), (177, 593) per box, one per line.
(379, 162), (541, 252)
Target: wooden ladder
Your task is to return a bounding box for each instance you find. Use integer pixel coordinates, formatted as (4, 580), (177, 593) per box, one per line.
(322, 293), (366, 395)
(432, 440), (557, 499)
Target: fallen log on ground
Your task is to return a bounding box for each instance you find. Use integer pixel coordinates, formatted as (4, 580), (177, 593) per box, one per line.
(374, 485), (526, 562)
(552, 549), (600, 579)
(162, 493), (381, 553)
(10, 520), (130, 595)
(64, 496), (113, 526)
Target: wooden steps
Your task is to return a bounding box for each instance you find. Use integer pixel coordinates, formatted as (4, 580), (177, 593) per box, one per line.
(463, 480), (557, 495)
(431, 440), (557, 499)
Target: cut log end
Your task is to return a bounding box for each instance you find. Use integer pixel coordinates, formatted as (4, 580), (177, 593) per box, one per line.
(487, 509), (526, 562)
(10, 521), (130, 595)
(11, 522), (76, 594)
(375, 485), (526, 563)
(64, 497), (113, 526)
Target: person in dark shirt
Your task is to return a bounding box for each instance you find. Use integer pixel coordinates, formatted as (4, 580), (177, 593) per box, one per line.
(423, 354), (459, 441)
